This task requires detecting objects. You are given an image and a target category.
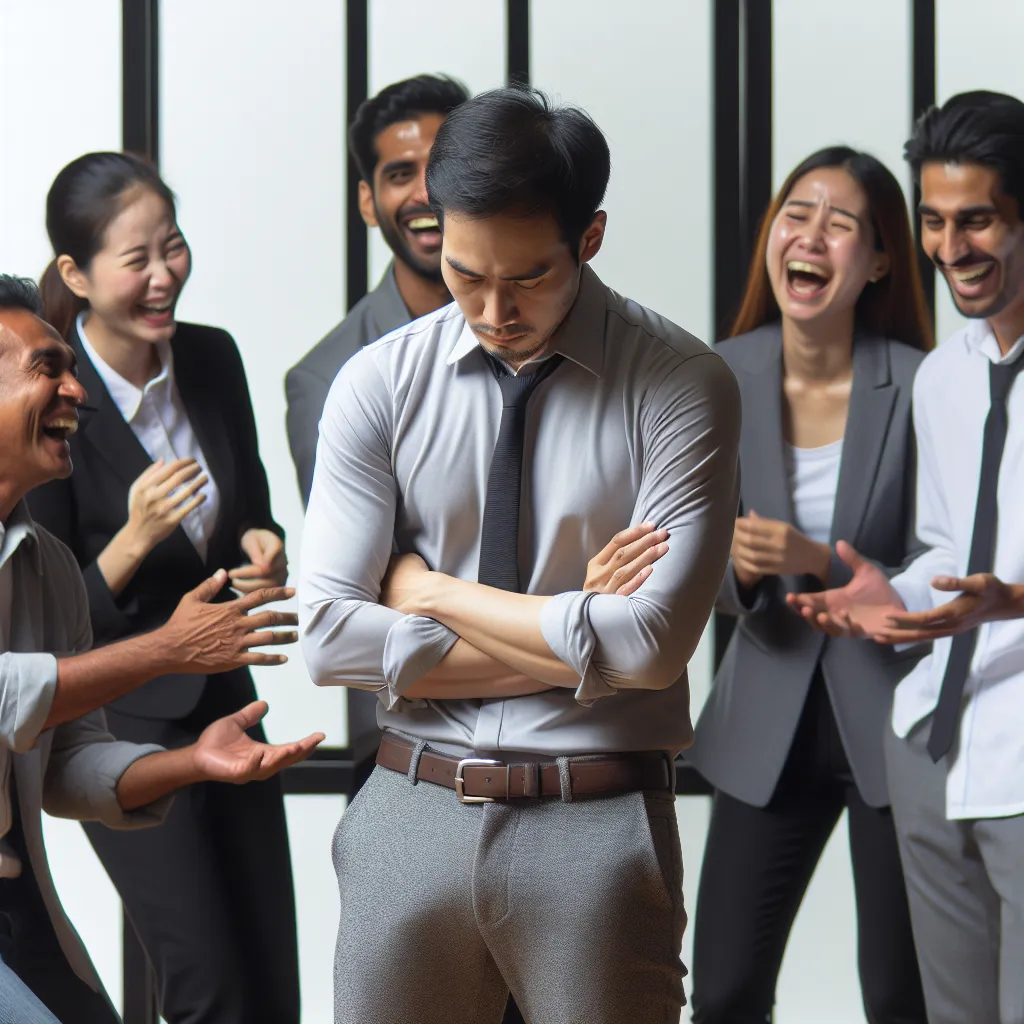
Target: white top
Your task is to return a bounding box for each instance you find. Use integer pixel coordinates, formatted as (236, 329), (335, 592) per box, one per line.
(890, 318), (1024, 819)
(784, 439), (843, 545)
(78, 314), (220, 562)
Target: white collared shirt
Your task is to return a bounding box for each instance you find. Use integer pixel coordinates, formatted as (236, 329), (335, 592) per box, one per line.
(890, 319), (1024, 819)
(77, 314), (220, 561)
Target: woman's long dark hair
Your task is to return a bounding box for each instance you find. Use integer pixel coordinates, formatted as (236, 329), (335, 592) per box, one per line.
(39, 152), (177, 341)
(730, 146), (934, 351)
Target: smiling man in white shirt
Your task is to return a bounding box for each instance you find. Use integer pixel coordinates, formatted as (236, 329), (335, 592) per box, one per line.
(789, 91), (1024, 1024)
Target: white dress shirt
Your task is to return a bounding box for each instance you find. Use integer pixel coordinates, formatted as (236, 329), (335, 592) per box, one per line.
(890, 319), (1024, 819)
(785, 439), (843, 546)
(78, 314), (220, 561)
(299, 266), (741, 757)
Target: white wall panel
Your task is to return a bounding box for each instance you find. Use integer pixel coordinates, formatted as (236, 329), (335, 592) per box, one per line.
(935, 0), (1024, 345)
(160, 0), (346, 749)
(160, 5), (346, 1019)
(366, 0), (506, 285)
(773, 0), (912, 200)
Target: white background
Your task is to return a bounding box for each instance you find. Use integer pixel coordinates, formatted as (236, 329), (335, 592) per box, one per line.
(3, 1), (1023, 1021)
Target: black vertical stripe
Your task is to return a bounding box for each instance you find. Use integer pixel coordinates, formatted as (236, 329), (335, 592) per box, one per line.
(506, 0), (530, 84)
(713, 0), (773, 671)
(912, 0), (937, 321)
(122, 0), (160, 165)
(346, 0), (369, 310)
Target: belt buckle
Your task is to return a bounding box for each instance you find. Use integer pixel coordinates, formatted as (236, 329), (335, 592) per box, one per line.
(454, 758), (505, 803)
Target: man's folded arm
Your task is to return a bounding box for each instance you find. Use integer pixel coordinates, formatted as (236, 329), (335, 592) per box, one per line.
(415, 352), (742, 704)
(297, 353), (551, 705)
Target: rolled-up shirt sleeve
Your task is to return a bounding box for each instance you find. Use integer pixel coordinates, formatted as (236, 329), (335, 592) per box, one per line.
(541, 351), (741, 704)
(298, 348), (457, 705)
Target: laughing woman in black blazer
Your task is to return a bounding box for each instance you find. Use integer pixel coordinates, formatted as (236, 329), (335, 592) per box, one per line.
(29, 153), (299, 1024)
(685, 149), (933, 1024)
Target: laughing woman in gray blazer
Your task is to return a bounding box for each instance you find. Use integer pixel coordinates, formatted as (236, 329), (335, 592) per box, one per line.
(686, 148), (933, 1024)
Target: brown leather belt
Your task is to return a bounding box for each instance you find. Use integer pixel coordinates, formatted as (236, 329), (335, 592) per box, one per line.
(376, 732), (672, 803)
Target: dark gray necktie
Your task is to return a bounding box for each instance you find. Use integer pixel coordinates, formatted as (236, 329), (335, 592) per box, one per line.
(927, 356), (1024, 762)
(477, 354), (562, 591)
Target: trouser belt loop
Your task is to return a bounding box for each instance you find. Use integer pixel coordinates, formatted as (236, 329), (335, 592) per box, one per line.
(556, 757), (574, 803)
(407, 739), (428, 785)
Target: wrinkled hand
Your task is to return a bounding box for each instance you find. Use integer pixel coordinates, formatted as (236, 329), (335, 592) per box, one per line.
(584, 522), (668, 596)
(230, 529), (288, 593)
(161, 570), (298, 672)
(380, 552), (431, 615)
(732, 510), (831, 588)
(875, 573), (1024, 643)
(126, 458), (208, 554)
(192, 701), (324, 783)
(786, 540), (905, 638)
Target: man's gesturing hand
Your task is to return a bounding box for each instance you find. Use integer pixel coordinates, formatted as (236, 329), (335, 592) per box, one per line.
(584, 522), (668, 596)
(786, 541), (906, 638)
(875, 573), (1024, 643)
(160, 570), (298, 673)
(192, 701), (324, 783)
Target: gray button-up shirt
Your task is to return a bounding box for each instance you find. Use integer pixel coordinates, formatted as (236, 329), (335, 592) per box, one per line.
(299, 266), (740, 755)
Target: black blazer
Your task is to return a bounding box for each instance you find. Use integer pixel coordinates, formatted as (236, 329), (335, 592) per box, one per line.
(28, 321), (283, 720)
(685, 325), (928, 808)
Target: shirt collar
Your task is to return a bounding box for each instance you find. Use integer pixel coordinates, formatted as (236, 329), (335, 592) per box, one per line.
(77, 312), (174, 422)
(0, 502), (41, 576)
(445, 264), (608, 376)
(962, 318), (1024, 366)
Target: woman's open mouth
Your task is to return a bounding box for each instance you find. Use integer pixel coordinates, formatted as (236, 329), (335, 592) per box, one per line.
(786, 260), (832, 300)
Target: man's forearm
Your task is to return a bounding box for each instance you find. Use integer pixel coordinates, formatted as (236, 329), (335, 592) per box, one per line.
(403, 638), (557, 699)
(48, 630), (177, 730)
(116, 746), (201, 811)
(414, 575), (578, 687)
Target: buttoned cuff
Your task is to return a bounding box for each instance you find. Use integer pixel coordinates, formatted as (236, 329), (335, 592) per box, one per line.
(889, 573), (934, 615)
(540, 591), (616, 706)
(382, 615), (459, 709)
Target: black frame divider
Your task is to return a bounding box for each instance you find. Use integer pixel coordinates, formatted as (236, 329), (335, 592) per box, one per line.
(122, 0), (160, 163)
(507, 0), (531, 85)
(345, 0), (370, 311)
(912, 0), (937, 321)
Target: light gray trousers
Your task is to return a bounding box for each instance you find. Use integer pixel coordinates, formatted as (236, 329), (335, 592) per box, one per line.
(332, 763), (686, 1024)
(885, 721), (1024, 1024)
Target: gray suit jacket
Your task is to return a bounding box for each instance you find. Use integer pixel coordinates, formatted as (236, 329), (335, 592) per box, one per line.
(0, 503), (167, 1001)
(685, 325), (927, 809)
(285, 264), (410, 506)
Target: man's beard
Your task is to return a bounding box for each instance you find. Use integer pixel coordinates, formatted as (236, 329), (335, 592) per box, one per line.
(376, 205), (445, 283)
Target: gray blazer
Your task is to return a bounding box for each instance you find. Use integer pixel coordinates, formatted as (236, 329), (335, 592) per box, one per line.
(0, 503), (166, 1001)
(685, 324), (927, 809)
(285, 264), (410, 506)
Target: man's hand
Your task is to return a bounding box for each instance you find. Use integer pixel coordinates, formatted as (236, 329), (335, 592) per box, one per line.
(874, 573), (1024, 643)
(732, 510), (832, 588)
(584, 522), (668, 596)
(380, 552), (432, 615)
(193, 701), (325, 783)
(786, 540), (906, 638)
(160, 570), (298, 672)
(230, 529), (289, 593)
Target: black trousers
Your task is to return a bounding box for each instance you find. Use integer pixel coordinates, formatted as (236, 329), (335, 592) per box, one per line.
(690, 673), (926, 1024)
(0, 790), (119, 1024)
(84, 670), (301, 1024)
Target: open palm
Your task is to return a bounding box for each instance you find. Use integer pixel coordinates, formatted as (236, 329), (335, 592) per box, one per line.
(193, 701), (324, 783)
(786, 541), (906, 638)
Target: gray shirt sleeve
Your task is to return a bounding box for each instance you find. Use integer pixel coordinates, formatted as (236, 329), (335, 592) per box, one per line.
(298, 349), (458, 705)
(540, 352), (741, 703)
(0, 653), (58, 753)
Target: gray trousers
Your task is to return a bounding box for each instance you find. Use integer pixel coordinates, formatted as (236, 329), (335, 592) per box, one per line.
(885, 720), (1024, 1024)
(332, 763), (686, 1024)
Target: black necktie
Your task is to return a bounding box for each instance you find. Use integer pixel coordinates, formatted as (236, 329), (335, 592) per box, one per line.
(477, 354), (562, 591)
(927, 357), (1024, 762)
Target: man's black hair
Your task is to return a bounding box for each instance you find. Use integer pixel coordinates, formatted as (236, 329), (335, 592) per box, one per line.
(425, 85), (610, 256)
(0, 275), (44, 316)
(348, 74), (469, 184)
(905, 90), (1024, 212)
